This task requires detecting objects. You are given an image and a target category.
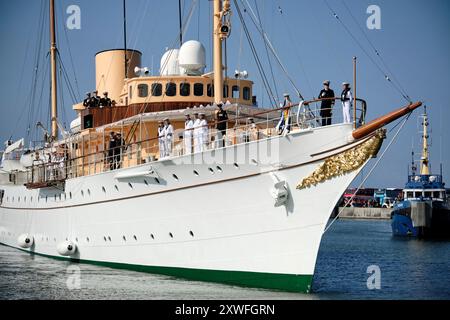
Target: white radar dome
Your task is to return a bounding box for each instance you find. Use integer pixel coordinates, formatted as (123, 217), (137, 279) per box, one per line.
(160, 49), (180, 76)
(178, 40), (206, 76)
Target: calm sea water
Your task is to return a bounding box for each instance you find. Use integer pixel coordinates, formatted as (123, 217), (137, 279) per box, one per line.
(0, 219), (449, 300)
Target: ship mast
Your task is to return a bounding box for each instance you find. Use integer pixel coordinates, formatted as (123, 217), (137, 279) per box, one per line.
(420, 107), (430, 175)
(49, 0), (58, 140)
(213, 0), (231, 104)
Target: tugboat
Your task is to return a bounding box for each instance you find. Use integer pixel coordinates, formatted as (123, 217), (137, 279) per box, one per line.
(391, 107), (450, 238)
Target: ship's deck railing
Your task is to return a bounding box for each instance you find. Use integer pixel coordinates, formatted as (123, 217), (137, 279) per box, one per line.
(24, 98), (367, 185)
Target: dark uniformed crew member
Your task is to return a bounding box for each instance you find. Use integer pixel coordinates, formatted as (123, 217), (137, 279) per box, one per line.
(90, 90), (101, 108)
(100, 92), (112, 108)
(318, 80), (335, 126)
(108, 132), (116, 170)
(114, 133), (125, 169)
(215, 103), (229, 147)
(83, 92), (91, 108)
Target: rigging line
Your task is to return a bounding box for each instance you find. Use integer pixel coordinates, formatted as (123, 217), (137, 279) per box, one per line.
(27, 0), (47, 139)
(323, 0), (411, 103)
(241, 0), (304, 100)
(59, 1), (81, 101)
(57, 51), (78, 104)
(340, 0), (411, 102)
(234, 0), (278, 108)
(275, 0), (315, 99)
(254, 0), (279, 102)
(324, 111), (413, 234)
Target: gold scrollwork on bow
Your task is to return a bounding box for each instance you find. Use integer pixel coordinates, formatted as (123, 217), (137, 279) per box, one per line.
(296, 130), (385, 189)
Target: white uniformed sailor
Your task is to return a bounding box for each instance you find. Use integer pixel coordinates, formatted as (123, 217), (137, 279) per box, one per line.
(163, 118), (174, 157)
(193, 113), (201, 153)
(199, 113), (209, 152)
(340, 82), (353, 124)
(184, 114), (194, 155)
(157, 121), (166, 159)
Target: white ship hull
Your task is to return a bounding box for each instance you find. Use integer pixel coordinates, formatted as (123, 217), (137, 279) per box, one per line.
(0, 124), (380, 292)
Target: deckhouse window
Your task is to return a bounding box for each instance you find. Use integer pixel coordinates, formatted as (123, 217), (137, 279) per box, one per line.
(433, 191), (440, 198)
(232, 85), (240, 99)
(407, 191), (413, 198)
(166, 82), (177, 96)
(207, 84), (214, 97)
(129, 86), (133, 99)
(223, 85), (229, 98)
(194, 83), (204, 96)
(151, 83), (162, 96)
(138, 84), (148, 97)
(180, 82), (190, 96)
(243, 87), (251, 100)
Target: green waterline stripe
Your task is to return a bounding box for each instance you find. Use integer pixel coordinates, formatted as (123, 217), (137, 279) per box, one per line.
(0, 242), (313, 293)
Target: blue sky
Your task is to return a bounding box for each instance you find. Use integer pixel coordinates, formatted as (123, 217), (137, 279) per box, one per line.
(0, 0), (449, 188)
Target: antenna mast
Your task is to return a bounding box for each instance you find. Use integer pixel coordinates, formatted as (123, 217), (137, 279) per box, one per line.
(420, 107), (430, 175)
(213, 0), (231, 104)
(50, 0), (58, 140)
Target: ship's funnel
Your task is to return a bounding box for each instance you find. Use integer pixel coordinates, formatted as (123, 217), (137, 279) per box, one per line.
(95, 49), (142, 103)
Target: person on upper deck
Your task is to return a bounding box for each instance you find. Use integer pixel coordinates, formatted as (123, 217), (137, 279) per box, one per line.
(114, 133), (125, 169)
(108, 132), (116, 170)
(215, 103), (229, 148)
(193, 113), (202, 153)
(184, 114), (194, 155)
(276, 94), (292, 135)
(157, 121), (166, 159)
(318, 80), (335, 126)
(163, 118), (174, 158)
(83, 92), (92, 108)
(199, 113), (209, 152)
(90, 90), (101, 108)
(340, 82), (352, 124)
(100, 92), (112, 108)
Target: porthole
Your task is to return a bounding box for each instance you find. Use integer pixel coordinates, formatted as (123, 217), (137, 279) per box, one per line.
(81, 190), (84, 197)
(208, 168), (214, 174)
(144, 179), (148, 186)
(18, 197), (20, 202)
(193, 170), (199, 176)
(30, 196), (33, 202)
(54, 195), (57, 201)
(169, 232), (174, 238)
(24, 196), (26, 202)
(75, 237), (78, 242)
(189, 231), (194, 237)
(103, 236), (107, 242)
(128, 182), (133, 189)
(108, 236), (111, 241)
(69, 192), (72, 199)
(154, 178), (160, 184)
(172, 174), (179, 181)
(64, 193), (66, 200)
(87, 189), (91, 196)
(115, 185), (119, 191)
(216, 166), (222, 172)
(102, 186), (106, 193)
(251, 159), (258, 165)
(234, 163), (239, 169)
(133, 235), (137, 241)
(45, 196), (48, 202)
(59, 194), (62, 200)
(86, 237), (90, 242)
(123, 235), (126, 241)
(150, 234), (155, 239)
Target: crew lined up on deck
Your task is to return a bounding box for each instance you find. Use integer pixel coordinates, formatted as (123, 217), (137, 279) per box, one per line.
(83, 91), (113, 108)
